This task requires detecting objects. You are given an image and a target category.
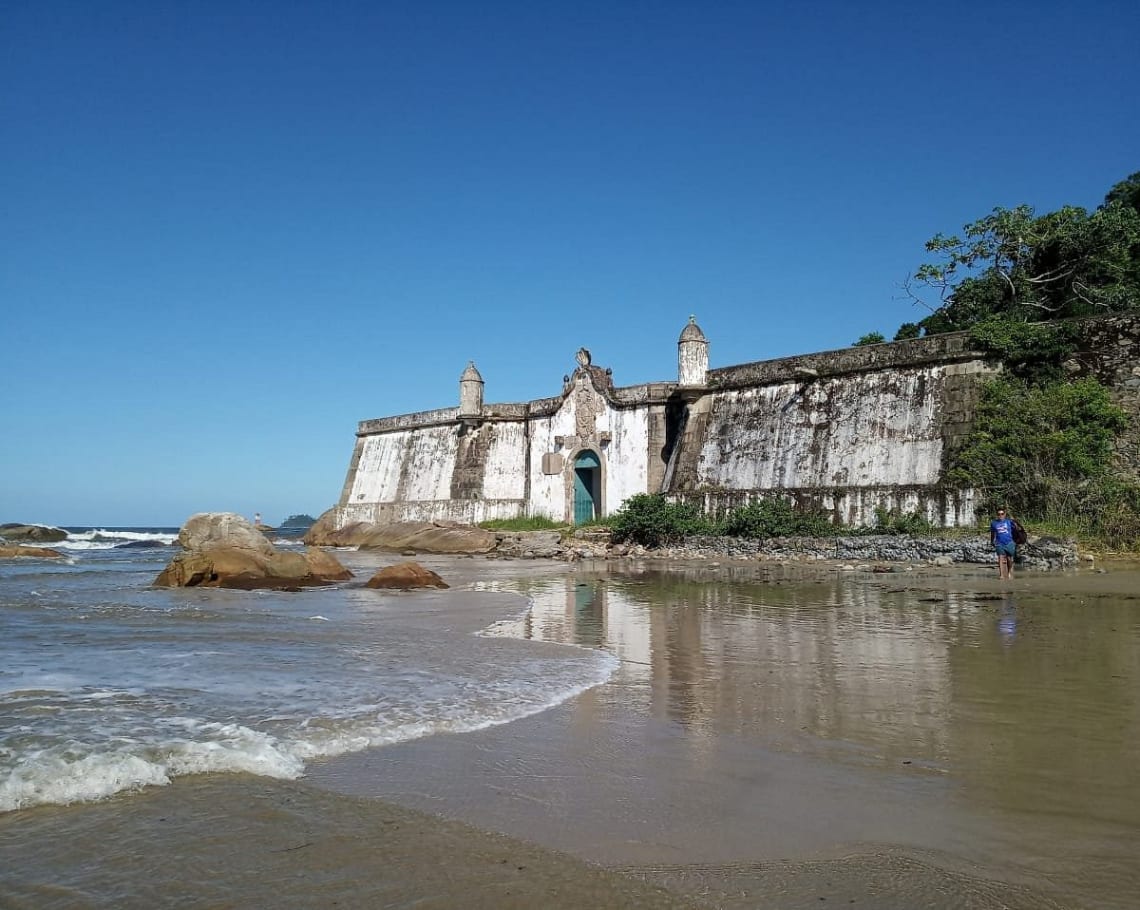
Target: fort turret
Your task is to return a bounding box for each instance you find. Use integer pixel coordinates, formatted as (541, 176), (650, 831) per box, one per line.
(458, 361), (484, 421)
(677, 316), (708, 388)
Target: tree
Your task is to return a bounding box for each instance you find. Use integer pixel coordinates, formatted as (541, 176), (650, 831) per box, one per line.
(1104, 171), (1140, 214)
(853, 332), (886, 346)
(901, 173), (1140, 336)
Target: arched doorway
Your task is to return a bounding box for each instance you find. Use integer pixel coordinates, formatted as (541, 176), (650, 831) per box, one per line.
(572, 450), (601, 524)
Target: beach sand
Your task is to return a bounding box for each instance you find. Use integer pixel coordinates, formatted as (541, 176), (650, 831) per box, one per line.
(3, 556), (1138, 909)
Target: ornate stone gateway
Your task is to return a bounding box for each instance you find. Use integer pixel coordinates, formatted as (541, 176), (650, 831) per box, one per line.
(573, 450), (601, 524)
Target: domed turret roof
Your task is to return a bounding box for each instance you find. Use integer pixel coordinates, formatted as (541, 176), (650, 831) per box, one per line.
(679, 316), (707, 343)
(460, 361), (483, 382)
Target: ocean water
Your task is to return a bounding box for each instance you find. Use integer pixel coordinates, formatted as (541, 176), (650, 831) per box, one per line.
(0, 527), (615, 813)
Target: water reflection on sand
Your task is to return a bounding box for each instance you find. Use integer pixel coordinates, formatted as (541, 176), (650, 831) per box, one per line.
(319, 561), (1140, 910)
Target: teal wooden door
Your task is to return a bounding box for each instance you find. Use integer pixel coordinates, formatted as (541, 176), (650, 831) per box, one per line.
(573, 450), (600, 524)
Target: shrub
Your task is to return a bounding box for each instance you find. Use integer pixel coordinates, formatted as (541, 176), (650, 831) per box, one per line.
(867, 506), (933, 536)
(479, 516), (566, 532)
(721, 498), (833, 539)
(609, 494), (717, 547)
(967, 317), (1079, 384)
(947, 375), (1140, 542)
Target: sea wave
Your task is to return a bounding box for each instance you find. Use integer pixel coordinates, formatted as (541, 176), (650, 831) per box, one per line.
(0, 654), (618, 813)
(0, 723), (304, 811)
(58, 528), (179, 550)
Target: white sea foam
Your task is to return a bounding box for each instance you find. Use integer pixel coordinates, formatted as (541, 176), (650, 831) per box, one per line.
(287, 657), (617, 762)
(0, 653), (619, 813)
(0, 552), (621, 814)
(57, 529), (179, 550)
(0, 725), (305, 812)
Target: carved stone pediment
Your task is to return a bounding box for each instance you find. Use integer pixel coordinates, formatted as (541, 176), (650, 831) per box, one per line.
(574, 375), (599, 440)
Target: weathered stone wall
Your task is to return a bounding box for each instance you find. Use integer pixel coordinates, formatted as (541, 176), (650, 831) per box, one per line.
(1065, 314), (1140, 481)
(665, 359), (995, 524)
(333, 314), (1140, 531)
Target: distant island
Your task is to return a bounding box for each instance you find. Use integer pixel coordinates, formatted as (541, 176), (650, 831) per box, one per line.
(280, 514), (316, 529)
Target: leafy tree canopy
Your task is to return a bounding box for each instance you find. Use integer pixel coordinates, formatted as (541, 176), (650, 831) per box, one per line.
(902, 171), (1140, 336)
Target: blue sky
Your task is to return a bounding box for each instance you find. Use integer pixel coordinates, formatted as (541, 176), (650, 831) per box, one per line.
(3, 1), (1137, 527)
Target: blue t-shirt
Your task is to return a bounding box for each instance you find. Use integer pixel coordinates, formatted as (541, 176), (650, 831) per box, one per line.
(991, 518), (1014, 546)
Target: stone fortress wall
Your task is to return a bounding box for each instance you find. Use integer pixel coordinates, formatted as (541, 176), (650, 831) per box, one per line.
(332, 315), (1140, 530)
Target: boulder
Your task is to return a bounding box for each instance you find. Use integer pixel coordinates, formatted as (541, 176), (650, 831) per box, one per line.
(0, 544), (65, 559)
(0, 523), (67, 543)
(154, 512), (352, 590)
(303, 510), (497, 554)
(365, 562), (449, 590)
(177, 512), (275, 556)
(302, 507), (341, 545)
(305, 520), (374, 548)
(357, 521), (497, 554)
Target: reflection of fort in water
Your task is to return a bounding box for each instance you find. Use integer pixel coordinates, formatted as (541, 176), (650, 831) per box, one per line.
(489, 570), (1004, 761)
(486, 566), (1140, 819)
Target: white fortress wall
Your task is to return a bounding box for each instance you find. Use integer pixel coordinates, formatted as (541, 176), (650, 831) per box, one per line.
(695, 366), (946, 491)
(347, 430), (412, 504)
(481, 422), (528, 500)
(401, 424), (460, 501)
(527, 404), (577, 518)
(604, 405), (651, 513)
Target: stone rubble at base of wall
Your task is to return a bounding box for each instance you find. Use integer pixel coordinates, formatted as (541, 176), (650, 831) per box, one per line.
(488, 530), (1079, 570)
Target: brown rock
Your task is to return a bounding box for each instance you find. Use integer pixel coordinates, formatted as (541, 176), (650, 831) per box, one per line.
(303, 511), (497, 554)
(154, 512), (352, 590)
(357, 521), (497, 554)
(301, 547), (354, 582)
(0, 544), (65, 559)
(365, 562), (449, 590)
(301, 507), (342, 545)
(0, 523), (67, 543)
(178, 512), (275, 556)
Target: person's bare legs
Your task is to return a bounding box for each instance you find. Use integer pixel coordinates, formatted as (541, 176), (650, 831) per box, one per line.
(997, 553), (1013, 580)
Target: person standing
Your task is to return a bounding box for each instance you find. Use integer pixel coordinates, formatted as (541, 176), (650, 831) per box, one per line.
(990, 508), (1016, 580)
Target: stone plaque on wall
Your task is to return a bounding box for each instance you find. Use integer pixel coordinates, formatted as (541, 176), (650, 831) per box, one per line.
(542, 452), (564, 475)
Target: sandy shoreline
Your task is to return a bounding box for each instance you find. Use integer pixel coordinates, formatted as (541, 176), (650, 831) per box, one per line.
(3, 555), (1138, 908)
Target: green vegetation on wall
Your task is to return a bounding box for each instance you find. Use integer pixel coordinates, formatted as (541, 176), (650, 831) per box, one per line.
(608, 494), (934, 548)
(608, 494), (717, 547)
(845, 168), (1140, 546)
(946, 376), (1139, 543)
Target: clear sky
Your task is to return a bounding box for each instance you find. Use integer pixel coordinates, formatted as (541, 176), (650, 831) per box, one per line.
(3, 1), (1137, 527)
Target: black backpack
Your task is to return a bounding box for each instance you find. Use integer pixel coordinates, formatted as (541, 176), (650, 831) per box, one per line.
(1012, 520), (1028, 545)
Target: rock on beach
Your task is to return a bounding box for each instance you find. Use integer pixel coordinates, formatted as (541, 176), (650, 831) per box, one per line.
(305, 515), (496, 554)
(365, 562), (450, 590)
(0, 544), (65, 559)
(154, 512), (352, 590)
(0, 523), (67, 543)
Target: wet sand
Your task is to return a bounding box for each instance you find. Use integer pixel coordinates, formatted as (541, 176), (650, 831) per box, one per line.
(4, 555), (1139, 909)
(0, 776), (702, 909)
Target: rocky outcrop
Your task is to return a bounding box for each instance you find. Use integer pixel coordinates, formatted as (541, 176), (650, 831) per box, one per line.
(0, 523), (67, 543)
(0, 544), (65, 559)
(365, 561), (450, 590)
(622, 533), (1079, 570)
(154, 512), (352, 590)
(493, 531), (565, 559)
(306, 517), (496, 554)
(485, 528), (1079, 569)
(301, 510), (1079, 569)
